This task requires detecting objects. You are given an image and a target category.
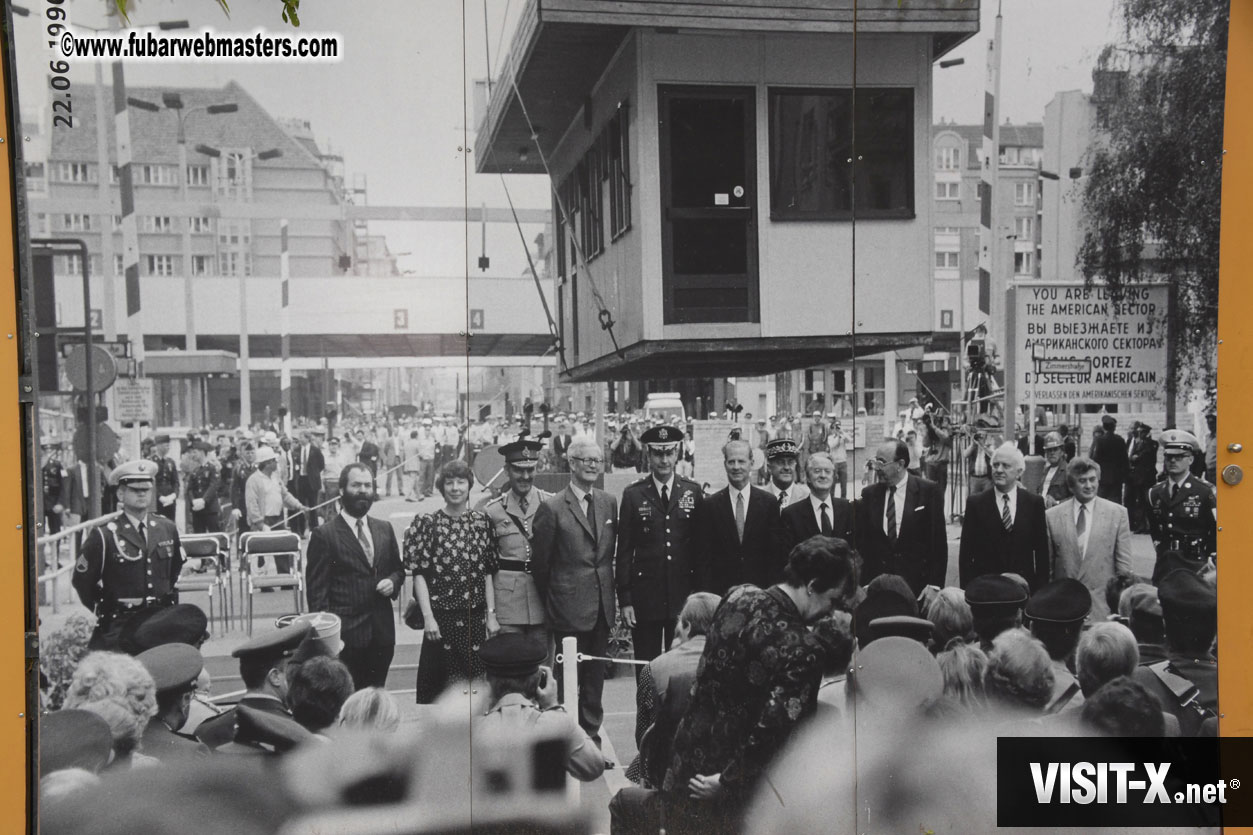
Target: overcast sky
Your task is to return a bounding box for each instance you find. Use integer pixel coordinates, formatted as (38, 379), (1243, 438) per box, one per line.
(13, 0), (1122, 277)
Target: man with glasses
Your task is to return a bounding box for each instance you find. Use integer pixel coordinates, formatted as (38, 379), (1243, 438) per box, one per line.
(958, 443), (1049, 591)
(532, 438), (617, 744)
(776, 453), (854, 573)
(1147, 430), (1216, 583)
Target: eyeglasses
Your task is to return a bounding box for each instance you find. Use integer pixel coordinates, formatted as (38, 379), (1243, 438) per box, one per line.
(569, 457), (603, 465)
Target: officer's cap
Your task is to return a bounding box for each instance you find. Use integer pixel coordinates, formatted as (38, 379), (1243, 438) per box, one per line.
(228, 704), (312, 755)
(854, 575), (918, 648)
(500, 438), (542, 468)
(479, 633), (547, 677)
(191, 440), (213, 453)
(153, 433), (171, 444)
(1042, 432), (1064, 450)
(964, 575), (1028, 615)
(40, 709), (114, 775)
(1157, 569), (1217, 620)
(640, 425), (683, 447)
(109, 459), (158, 487)
(867, 615), (934, 645)
(1025, 578), (1091, 624)
(137, 643), (204, 694)
(765, 438), (800, 459)
(1160, 429), (1202, 455)
(276, 612), (344, 662)
(232, 622), (313, 665)
(120, 603), (209, 654)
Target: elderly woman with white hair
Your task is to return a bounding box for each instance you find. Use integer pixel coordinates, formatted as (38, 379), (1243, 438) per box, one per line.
(61, 651), (158, 769)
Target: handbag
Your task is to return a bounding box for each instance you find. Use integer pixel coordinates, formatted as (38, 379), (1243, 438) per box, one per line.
(403, 598), (425, 630)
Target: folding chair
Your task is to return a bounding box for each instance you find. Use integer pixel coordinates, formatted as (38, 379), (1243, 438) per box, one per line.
(177, 534), (227, 632)
(239, 531), (304, 635)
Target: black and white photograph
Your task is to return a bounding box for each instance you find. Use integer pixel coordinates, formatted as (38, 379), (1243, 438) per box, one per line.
(17, 0), (1229, 831)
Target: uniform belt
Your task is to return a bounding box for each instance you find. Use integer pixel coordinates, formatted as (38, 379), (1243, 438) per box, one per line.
(103, 596), (166, 612)
(497, 559), (532, 573)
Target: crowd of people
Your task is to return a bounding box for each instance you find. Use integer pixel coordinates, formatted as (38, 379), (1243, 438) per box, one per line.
(37, 401), (1221, 833)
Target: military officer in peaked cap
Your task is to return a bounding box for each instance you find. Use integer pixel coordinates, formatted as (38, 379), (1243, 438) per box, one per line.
(1147, 430), (1217, 583)
(485, 438), (552, 650)
(615, 424), (705, 665)
(150, 433), (181, 522)
(136, 643), (209, 764)
(73, 459), (184, 651)
(762, 438), (810, 510)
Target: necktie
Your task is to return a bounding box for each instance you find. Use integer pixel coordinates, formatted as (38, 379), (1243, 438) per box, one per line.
(735, 492), (746, 543)
(778, 490), (787, 511)
(584, 492), (596, 535)
(356, 518), (374, 566)
(137, 517), (148, 545)
(1001, 493), (1013, 532)
(1076, 503), (1087, 535)
(661, 485), (669, 506)
(820, 502), (832, 535)
(1171, 482), (1179, 500)
(886, 486), (897, 541)
(520, 493), (529, 514)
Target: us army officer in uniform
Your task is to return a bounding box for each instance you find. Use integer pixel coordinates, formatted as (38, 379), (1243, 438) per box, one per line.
(485, 439), (551, 647)
(73, 459), (184, 651)
(1147, 429), (1217, 583)
(615, 424), (705, 664)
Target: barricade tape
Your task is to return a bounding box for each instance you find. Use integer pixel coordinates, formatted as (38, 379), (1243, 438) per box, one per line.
(555, 652), (649, 667)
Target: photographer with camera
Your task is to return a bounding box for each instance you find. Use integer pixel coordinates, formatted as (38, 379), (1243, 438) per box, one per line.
(611, 421), (644, 472)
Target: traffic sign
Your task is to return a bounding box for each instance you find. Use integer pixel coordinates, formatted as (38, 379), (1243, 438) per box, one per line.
(64, 344), (117, 392)
(60, 340), (129, 359)
(114, 378), (155, 424)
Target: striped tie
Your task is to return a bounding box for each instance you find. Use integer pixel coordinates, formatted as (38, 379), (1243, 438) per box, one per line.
(1001, 493), (1013, 532)
(886, 486), (897, 541)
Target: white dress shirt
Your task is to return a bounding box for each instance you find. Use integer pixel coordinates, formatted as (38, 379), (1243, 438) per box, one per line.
(342, 508), (373, 555)
(728, 483), (752, 517)
(653, 476), (675, 501)
(993, 486), (1018, 527)
(568, 482), (593, 520)
(809, 493), (836, 531)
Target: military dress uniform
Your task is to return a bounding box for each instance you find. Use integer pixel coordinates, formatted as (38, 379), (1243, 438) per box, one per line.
(72, 460), (184, 651)
(187, 448), (222, 533)
(487, 439), (551, 645)
(41, 452), (67, 535)
(1147, 431), (1217, 584)
(151, 436), (181, 522)
(615, 425), (704, 664)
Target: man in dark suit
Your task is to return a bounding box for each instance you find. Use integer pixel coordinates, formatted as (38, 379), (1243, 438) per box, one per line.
(697, 438), (779, 592)
(357, 430), (381, 479)
(532, 437), (618, 742)
(857, 440), (947, 598)
(776, 452), (854, 567)
(1126, 422), (1158, 533)
(550, 422), (575, 473)
(294, 430), (326, 528)
(1090, 415), (1131, 504)
(305, 462), (405, 688)
(958, 443), (1050, 591)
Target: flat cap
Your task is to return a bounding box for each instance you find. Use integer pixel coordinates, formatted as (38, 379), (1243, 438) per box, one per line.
(479, 633), (547, 677)
(137, 643), (204, 694)
(640, 425), (683, 446)
(109, 459), (158, 487)
(965, 575), (1028, 614)
(232, 622), (313, 663)
(1157, 569), (1217, 619)
(1160, 429), (1202, 455)
(1025, 578), (1091, 624)
(765, 438), (800, 459)
(119, 603), (209, 654)
(500, 438), (542, 468)
(40, 709), (114, 775)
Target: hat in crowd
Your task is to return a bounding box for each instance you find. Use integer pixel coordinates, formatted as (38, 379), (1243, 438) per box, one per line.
(153, 433), (171, 445)
(640, 425), (683, 447)
(867, 615), (934, 645)
(1160, 429), (1202, 455)
(1157, 569), (1217, 620)
(973, 415), (1001, 430)
(854, 575), (918, 648)
(812, 410), (822, 418)
(252, 446), (278, 465)
(422, 418), (433, 426)
(232, 622), (313, 666)
(137, 643), (204, 694)
(223, 705), (312, 755)
(40, 709), (114, 776)
(1118, 583), (1163, 622)
(479, 633), (548, 678)
(262, 431), (280, 445)
(500, 438), (543, 469)
(850, 636), (943, 714)
(964, 575), (1028, 617)
(765, 438), (800, 460)
(277, 612), (344, 658)
(1101, 415), (1117, 429)
(108, 459), (158, 487)
(1042, 432), (1063, 451)
(118, 603), (209, 654)
(1024, 578), (1091, 625)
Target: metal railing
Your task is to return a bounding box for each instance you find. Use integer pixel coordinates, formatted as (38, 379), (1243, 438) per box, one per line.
(36, 511), (122, 613)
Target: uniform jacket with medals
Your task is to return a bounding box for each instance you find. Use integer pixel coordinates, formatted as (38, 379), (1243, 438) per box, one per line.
(1147, 476), (1217, 579)
(188, 463), (222, 516)
(485, 488), (552, 625)
(72, 513), (183, 611)
(152, 454), (180, 500)
(614, 475), (704, 623)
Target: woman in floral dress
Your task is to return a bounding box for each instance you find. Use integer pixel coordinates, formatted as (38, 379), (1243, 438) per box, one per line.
(404, 458), (500, 703)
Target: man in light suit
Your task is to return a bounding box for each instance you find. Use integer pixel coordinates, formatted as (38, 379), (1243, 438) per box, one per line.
(857, 440), (948, 598)
(1047, 456), (1134, 620)
(305, 462), (405, 688)
(696, 438), (780, 593)
(776, 452), (854, 566)
(958, 443), (1050, 591)
(532, 437), (617, 743)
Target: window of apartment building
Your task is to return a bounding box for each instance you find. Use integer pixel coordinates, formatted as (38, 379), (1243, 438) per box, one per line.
(142, 216), (174, 233)
(218, 220), (251, 247)
(111, 215), (123, 231)
(61, 213), (92, 231)
(1015, 216), (1033, 240)
(935, 181), (960, 200)
(941, 310), (954, 329)
(607, 102), (632, 239)
(114, 255), (124, 276)
(109, 165), (120, 184)
(769, 87), (914, 219)
(935, 250), (959, 269)
(146, 255), (176, 276)
(26, 162), (46, 193)
(1014, 182), (1034, 205)
(138, 164), (177, 185)
(31, 214), (49, 235)
(860, 364), (886, 415)
(57, 254), (82, 274)
(53, 162), (95, 183)
(186, 165), (210, 186)
(935, 146), (960, 170)
(219, 252), (252, 277)
(1014, 250), (1034, 275)
(191, 255), (213, 276)
(935, 225), (960, 237)
(189, 217), (213, 233)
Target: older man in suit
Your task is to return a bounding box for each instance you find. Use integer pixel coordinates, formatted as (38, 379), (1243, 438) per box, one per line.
(1046, 456), (1134, 620)
(305, 462), (405, 688)
(533, 437), (617, 742)
(776, 452), (854, 568)
(857, 439), (948, 598)
(697, 438), (780, 593)
(1038, 432), (1071, 508)
(958, 443), (1050, 591)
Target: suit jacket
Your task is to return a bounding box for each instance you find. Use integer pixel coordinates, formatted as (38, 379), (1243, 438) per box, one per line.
(856, 475), (947, 594)
(1047, 497), (1134, 620)
(958, 486), (1050, 591)
(305, 514), (404, 649)
(775, 495), (854, 576)
(1039, 463), (1071, 504)
(1091, 433), (1130, 487)
(1129, 437), (1159, 484)
(357, 442), (381, 476)
(696, 486), (780, 593)
(532, 486), (618, 632)
(299, 443), (326, 496)
(614, 476), (703, 623)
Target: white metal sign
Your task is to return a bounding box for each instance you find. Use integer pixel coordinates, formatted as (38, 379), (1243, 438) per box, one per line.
(114, 378), (155, 424)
